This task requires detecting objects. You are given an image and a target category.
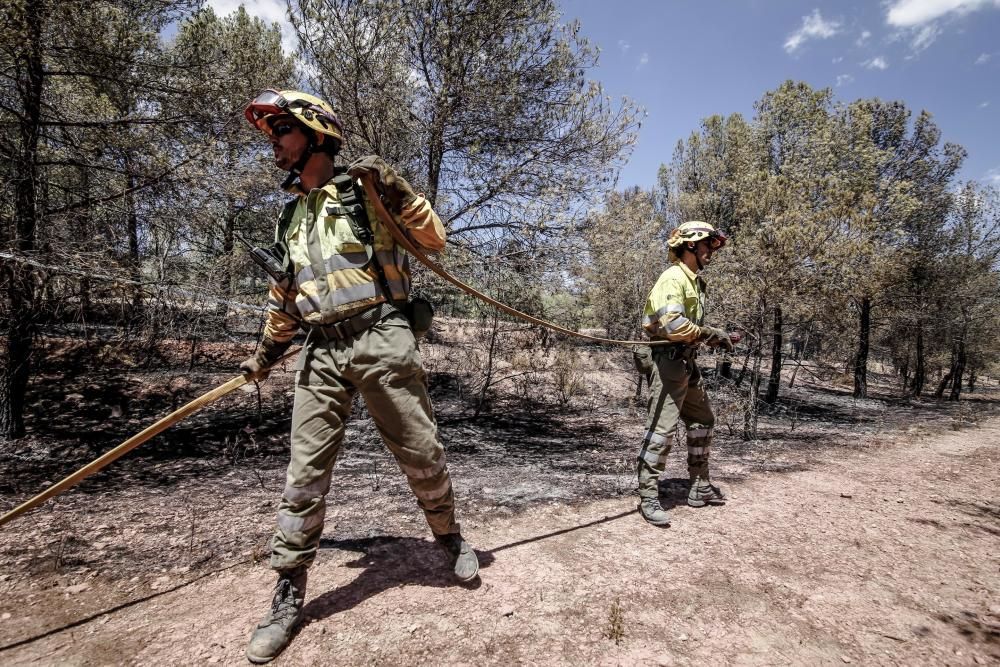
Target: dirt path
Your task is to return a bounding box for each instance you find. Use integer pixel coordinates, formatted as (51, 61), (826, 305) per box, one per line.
(2, 416), (998, 666)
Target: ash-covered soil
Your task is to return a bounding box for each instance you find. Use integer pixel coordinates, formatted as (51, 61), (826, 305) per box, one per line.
(1, 330), (997, 665)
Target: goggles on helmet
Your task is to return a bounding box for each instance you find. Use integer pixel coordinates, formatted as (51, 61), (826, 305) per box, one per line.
(668, 222), (728, 251)
(704, 231), (725, 250)
(244, 89), (290, 126)
(245, 89), (346, 149)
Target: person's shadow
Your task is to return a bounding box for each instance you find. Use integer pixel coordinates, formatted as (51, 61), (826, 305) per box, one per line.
(301, 510), (634, 625)
(301, 536), (495, 624)
(657, 477), (692, 510)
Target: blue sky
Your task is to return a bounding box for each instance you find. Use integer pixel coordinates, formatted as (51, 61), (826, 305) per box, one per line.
(210, 0), (1000, 189)
(562, 0), (1000, 189)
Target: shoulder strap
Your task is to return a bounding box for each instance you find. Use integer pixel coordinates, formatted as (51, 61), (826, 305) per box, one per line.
(275, 198), (298, 244)
(330, 167), (395, 300)
(267, 197), (299, 276)
(331, 168), (373, 244)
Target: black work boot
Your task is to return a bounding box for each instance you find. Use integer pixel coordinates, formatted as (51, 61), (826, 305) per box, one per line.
(435, 533), (480, 582)
(638, 497), (671, 527)
(687, 477), (729, 507)
(246, 567), (307, 664)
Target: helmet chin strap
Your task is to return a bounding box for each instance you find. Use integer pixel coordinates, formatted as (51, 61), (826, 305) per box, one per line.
(281, 139), (319, 191)
(688, 242), (705, 271)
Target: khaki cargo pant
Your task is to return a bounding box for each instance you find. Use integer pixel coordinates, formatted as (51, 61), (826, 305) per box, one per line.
(633, 345), (715, 499)
(270, 311), (459, 571)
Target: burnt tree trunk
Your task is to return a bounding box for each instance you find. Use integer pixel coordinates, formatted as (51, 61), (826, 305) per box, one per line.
(124, 151), (144, 319)
(425, 110), (444, 208)
(1, 0), (45, 441)
(217, 196), (238, 321)
(934, 368), (954, 399)
(77, 166), (92, 334)
(948, 311), (969, 401)
(733, 340), (754, 389)
(948, 338), (966, 401)
(763, 305), (782, 404)
(853, 296), (870, 399)
(787, 329), (812, 389)
(911, 324), (925, 397)
(934, 339), (957, 399)
(899, 351), (909, 391)
(743, 346), (763, 441)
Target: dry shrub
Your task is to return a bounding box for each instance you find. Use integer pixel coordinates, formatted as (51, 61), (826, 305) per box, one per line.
(551, 346), (587, 408)
(711, 385), (748, 437)
(604, 596), (626, 645)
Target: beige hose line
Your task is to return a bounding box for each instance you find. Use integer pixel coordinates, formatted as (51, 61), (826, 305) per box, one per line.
(1, 177), (668, 528)
(0, 350), (299, 528)
(360, 175), (669, 347)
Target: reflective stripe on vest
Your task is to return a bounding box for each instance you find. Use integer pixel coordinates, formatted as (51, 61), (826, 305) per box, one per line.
(296, 281), (380, 317)
(295, 251), (371, 284)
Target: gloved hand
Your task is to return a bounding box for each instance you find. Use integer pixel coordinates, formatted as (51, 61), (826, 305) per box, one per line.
(239, 337), (291, 383)
(700, 326), (734, 352)
(347, 155), (417, 214)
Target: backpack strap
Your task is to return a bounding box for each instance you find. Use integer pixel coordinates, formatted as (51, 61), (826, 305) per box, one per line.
(275, 198), (298, 245)
(267, 197), (300, 320)
(331, 168), (373, 243)
(331, 168), (396, 302)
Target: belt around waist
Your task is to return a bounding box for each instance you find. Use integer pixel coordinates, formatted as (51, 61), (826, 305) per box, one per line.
(652, 344), (698, 360)
(307, 301), (397, 342)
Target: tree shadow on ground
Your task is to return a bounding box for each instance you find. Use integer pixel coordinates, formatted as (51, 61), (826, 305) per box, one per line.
(438, 409), (618, 457)
(922, 499), (1000, 538)
(761, 381), (926, 417)
(909, 515), (1000, 538)
(303, 536), (494, 623)
(933, 610), (1000, 648)
(947, 499), (1000, 522)
(0, 559), (249, 654)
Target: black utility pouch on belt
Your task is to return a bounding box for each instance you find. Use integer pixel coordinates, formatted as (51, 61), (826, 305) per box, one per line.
(402, 296), (434, 339)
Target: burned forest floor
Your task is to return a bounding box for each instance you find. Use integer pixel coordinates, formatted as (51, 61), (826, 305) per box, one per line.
(1, 324), (998, 666)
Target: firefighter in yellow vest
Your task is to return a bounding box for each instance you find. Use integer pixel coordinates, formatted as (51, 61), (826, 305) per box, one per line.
(634, 221), (737, 527)
(239, 90), (479, 663)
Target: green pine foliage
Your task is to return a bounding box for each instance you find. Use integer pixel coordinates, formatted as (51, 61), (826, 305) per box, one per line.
(1, 0), (996, 441)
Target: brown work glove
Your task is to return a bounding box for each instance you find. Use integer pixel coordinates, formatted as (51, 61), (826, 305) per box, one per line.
(239, 337), (291, 382)
(347, 155), (417, 214)
(699, 326), (734, 352)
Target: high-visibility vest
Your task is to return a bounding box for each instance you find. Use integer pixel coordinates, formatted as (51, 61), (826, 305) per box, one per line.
(262, 172), (445, 344)
(641, 261), (706, 343)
